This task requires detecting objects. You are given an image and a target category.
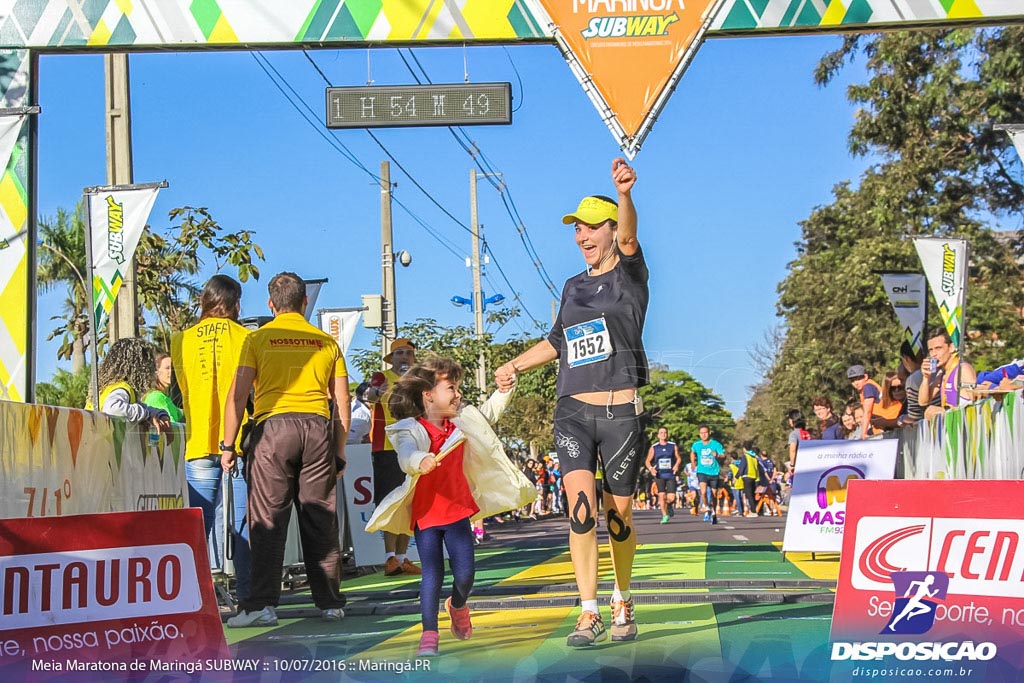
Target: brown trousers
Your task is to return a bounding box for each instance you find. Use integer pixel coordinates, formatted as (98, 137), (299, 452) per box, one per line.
(243, 413), (345, 612)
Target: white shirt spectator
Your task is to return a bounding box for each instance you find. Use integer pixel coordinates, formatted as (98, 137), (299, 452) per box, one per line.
(348, 397), (372, 444)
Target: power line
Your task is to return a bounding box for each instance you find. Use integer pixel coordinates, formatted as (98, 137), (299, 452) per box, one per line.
(251, 51), (462, 261)
(301, 49), (547, 330)
(402, 48), (560, 298)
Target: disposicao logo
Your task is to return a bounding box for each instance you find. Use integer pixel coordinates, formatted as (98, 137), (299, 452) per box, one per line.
(831, 570), (997, 662)
(883, 571), (948, 635)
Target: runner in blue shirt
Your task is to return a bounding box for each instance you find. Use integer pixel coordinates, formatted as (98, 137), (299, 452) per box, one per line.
(690, 425), (725, 524)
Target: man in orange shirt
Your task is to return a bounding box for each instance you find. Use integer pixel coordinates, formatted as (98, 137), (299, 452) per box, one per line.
(221, 272), (350, 626)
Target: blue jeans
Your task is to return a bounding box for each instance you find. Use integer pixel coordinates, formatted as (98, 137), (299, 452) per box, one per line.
(186, 455), (251, 601)
(414, 518), (475, 632)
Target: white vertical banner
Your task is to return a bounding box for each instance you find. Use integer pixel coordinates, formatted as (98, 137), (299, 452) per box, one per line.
(0, 111), (28, 402)
(913, 237), (967, 350)
(86, 184), (162, 328)
(879, 273), (927, 354)
(319, 309), (362, 357)
(1009, 128), (1024, 165)
(303, 278), (327, 321)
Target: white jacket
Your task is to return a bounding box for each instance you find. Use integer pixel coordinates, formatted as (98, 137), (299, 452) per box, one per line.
(364, 388), (537, 535)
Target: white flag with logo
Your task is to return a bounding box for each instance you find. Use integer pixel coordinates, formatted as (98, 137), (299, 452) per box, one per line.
(319, 309), (361, 357)
(879, 273), (927, 354)
(913, 237), (967, 349)
(87, 186), (161, 327)
(1009, 128), (1024, 165)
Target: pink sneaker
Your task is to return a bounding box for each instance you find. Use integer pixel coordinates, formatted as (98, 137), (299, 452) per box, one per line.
(417, 630), (439, 657)
(446, 597), (473, 640)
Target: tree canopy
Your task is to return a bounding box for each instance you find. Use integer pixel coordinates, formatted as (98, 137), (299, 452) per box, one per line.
(739, 28), (1024, 456)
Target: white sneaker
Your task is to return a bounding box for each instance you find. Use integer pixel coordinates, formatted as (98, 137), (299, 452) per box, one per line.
(321, 608), (345, 622)
(227, 606), (277, 627)
(744, 512), (758, 518)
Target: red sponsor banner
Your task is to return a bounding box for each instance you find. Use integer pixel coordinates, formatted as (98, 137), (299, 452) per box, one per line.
(832, 480), (1024, 681)
(0, 509), (226, 677)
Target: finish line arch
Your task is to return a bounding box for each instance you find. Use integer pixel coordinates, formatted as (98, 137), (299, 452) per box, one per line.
(0, 0), (1021, 401)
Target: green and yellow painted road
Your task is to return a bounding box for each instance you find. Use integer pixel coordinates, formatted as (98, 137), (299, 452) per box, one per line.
(224, 514), (841, 681)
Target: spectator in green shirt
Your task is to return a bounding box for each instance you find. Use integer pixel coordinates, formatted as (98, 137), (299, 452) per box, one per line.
(144, 351), (184, 423)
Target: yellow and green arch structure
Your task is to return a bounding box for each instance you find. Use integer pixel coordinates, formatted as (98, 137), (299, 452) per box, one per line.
(225, 537), (840, 680)
(1, 0), (1022, 402)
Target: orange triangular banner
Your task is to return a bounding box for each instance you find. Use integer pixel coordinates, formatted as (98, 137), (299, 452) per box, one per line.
(536, 0), (722, 157)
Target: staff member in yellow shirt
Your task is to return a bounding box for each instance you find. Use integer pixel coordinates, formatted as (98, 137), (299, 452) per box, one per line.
(171, 275), (251, 603)
(222, 272), (350, 626)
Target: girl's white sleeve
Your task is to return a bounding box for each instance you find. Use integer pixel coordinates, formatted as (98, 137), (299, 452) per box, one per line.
(101, 388), (165, 423)
(389, 425), (432, 475)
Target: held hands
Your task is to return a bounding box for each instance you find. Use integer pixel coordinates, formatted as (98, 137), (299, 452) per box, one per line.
(151, 413), (171, 434)
(419, 455), (438, 474)
(611, 157), (636, 195)
(495, 363), (517, 393)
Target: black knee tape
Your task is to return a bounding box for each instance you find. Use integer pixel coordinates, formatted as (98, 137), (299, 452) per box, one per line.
(569, 491), (596, 535)
(606, 509), (632, 543)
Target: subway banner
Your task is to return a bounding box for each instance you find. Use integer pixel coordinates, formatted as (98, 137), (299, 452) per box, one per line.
(534, 0), (725, 158)
(831, 480), (1024, 682)
(914, 236), (968, 350)
(86, 185), (161, 328)
(879, 273), (927, 355)
(0, 509), (226, 677)
(781, 439), (898, 554)
(0, 401), (187, 520)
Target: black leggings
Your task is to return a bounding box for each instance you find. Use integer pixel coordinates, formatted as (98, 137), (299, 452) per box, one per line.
(553, 397), (644, 497)
(414, 518), (475, 632)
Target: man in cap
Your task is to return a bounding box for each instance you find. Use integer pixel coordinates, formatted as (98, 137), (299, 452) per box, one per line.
(369, 338), (421, 576)
(847, 364), (881, 441)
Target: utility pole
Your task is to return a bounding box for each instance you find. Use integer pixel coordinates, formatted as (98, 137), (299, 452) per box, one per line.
(470, 169), (486, 394)
(380, 161), (396, 364)
(104, 53), (136, 342)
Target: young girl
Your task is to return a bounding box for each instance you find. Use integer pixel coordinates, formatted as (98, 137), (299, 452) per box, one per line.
(87, 338), (171, 431)
(365, 357), (535, 657)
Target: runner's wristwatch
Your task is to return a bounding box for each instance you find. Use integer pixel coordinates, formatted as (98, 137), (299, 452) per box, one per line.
(219, 441), (236, 453)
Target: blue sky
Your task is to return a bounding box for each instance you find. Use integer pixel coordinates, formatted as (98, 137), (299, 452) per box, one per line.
(34, 35), (872, 417)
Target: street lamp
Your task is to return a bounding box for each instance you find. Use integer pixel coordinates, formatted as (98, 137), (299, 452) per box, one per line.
(450, 292), (504, 312)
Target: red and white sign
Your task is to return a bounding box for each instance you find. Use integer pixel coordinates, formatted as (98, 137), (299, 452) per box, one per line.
(0, 509), (225, 673)
(832, 480), (1024, 679)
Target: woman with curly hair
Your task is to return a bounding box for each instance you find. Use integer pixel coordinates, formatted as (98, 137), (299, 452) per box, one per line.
(88, 337), (170, 430)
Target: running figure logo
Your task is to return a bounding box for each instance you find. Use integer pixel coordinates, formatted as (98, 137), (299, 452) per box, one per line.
(882, 571), (949, 635)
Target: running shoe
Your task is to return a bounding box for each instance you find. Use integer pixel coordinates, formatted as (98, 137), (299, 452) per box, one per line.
(417, 630), (439, 657)
(321, 608), (345, 622)
(384, 557), (402, 576)
(226, 606), (277, 628)
(703, 511), (711, 522)
(566, 611), (607, 647)
(446, 597), (473, 640)
(711, 514), (718, 525)
(400, 558), (422, 575)
(610, 598), (638, 642)
(660, 515), (669, 524)
(667, 505), (675, 518)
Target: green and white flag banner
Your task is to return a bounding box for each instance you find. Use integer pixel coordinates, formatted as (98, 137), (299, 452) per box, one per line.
(879, 273), (927, 355)
(913, 237), (967, 349)
(87, 186), (161, 327)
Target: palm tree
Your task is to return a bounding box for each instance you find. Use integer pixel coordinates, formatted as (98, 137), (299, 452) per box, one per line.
(37, 204), (90, 372)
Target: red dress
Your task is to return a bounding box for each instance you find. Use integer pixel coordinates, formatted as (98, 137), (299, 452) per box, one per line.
(409, 418), (479, 531)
